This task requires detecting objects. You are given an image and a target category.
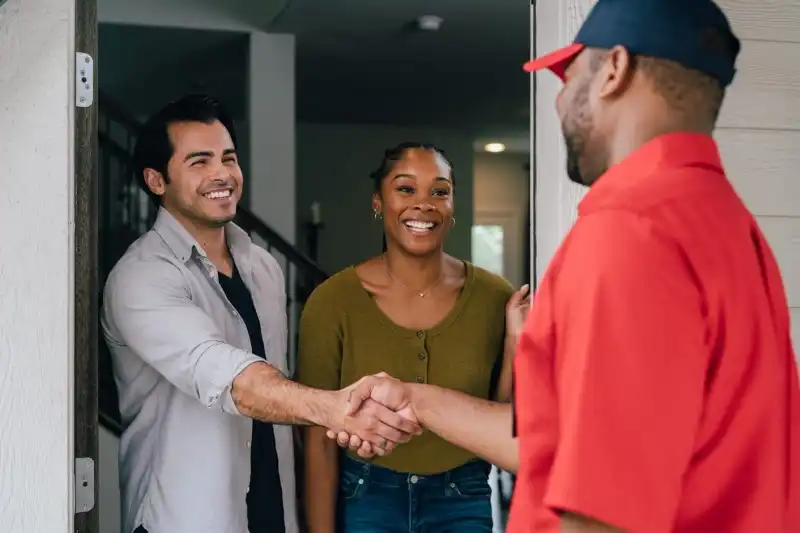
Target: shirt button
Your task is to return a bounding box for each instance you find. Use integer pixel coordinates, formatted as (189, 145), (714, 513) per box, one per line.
(416, 376), (425, 384)
(416, 331), (424, 338)
(418, 352), (426, 361)
(410, 475), (419, 484)
(246, 441), (252, 449)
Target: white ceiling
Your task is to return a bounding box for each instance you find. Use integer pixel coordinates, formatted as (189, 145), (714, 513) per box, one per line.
(98, 0), (532, 147)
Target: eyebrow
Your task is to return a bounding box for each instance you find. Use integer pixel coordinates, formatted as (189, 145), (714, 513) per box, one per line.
(391, 173), (451, 183)
(183, 148), (237, 162)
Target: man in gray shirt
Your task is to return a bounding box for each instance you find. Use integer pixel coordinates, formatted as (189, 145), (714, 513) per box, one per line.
(101, 94), (418, 533)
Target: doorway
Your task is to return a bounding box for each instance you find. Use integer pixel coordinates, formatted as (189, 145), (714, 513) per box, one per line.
(472, 210), (526, 289)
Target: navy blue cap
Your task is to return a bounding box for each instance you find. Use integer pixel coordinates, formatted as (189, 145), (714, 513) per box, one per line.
(524, 0), (741, 87)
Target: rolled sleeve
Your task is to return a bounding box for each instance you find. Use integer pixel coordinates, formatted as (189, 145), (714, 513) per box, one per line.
(102, 257), (263, 414)
(544, 212), (708, 533)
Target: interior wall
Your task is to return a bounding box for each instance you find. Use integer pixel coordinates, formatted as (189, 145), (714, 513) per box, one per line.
(0, 0), (75, 530)
(295, 122), (475, 274)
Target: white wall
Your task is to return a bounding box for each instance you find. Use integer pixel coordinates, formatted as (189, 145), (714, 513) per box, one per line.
(474, 151), (530, 288)
(714, 0), (800, 351)
(0, 0), (75, 531)
(248, 32), (296, 245)
(296, 123), (475, 274)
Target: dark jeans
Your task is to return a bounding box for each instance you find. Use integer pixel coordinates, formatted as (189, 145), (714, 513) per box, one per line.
(337, 456), (493, 533)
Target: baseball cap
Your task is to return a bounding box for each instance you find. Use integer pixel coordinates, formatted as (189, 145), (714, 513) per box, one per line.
(523, 0), (741, 87)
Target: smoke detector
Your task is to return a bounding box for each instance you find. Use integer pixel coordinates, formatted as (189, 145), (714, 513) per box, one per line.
(416, 15), (444, 32)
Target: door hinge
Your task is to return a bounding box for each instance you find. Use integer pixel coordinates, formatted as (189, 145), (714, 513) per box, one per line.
(76, 52), (94, 108)
(74, 457), (95, 514)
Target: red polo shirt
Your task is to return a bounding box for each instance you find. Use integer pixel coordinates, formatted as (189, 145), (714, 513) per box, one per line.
(508, 133), (800, 533)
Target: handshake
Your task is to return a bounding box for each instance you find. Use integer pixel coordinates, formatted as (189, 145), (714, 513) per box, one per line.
(325, 372), (422, 458)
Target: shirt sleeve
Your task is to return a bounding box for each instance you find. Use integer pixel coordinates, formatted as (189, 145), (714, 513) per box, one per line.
(101, 258), (263, 415)
(295, 280), (344, 390)
(544, 212), (708, 533)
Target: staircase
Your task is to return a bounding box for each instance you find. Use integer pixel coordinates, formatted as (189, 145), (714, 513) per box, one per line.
(97, 93), (328, 435)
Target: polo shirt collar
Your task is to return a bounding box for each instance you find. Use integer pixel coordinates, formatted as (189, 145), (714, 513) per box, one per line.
(153, 206), (252, 264)
(579, 132), (723, 215)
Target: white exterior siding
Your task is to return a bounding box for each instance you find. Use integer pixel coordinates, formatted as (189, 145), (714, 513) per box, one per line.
(535, 0), (800, 352)
(718, 0), (800, 350)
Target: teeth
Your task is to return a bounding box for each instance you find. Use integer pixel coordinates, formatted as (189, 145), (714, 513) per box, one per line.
(404, 220), (434, 230)
(204, 190), (231, 199)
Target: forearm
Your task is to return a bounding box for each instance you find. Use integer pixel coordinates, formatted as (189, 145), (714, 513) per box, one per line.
(304, 428), (340, 533)
(494, 334), (518, 402)
(409, 383), (519, 472)
(231, 361), (337, 427)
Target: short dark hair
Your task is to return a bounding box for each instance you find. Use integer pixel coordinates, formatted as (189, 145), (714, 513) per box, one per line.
(584, 26), (736, 128)
(639, 26), (737, 126)
(368, 142), (455, 193)
(133, 94), (238, 203)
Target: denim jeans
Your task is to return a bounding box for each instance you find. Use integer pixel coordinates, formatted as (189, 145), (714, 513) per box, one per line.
(337, 456), (493, 533)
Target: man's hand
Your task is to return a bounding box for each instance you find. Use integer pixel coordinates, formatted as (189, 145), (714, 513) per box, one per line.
(327, 373), (419, 458)
(326, 373), (421, 456)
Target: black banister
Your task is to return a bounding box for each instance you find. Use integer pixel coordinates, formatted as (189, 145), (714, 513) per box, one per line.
(234, 208), (327, 284)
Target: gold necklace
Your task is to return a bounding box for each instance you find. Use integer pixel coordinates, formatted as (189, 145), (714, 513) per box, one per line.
(384, 256), (443, 298)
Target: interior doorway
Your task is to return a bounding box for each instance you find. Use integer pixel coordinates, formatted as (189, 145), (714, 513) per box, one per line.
(472, 209), (526, 289)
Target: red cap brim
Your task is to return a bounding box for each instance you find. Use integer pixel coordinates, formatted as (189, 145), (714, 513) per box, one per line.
(522, 43), (585, 80)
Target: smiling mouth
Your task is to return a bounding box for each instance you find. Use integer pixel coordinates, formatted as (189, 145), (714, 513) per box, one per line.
(403, 220), (438, 234)
(203, 189), (232, 200)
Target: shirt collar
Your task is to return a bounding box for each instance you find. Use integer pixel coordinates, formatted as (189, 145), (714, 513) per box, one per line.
(153, 206), (253, 264)
(578, 132), (724, 215)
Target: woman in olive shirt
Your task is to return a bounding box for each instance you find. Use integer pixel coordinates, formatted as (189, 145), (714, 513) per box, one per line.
(297, 142), (521, 533)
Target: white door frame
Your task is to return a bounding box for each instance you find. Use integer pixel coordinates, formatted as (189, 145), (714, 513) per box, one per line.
(531, 0), (595, 285)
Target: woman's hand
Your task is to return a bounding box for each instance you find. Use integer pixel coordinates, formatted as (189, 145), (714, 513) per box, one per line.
(506, 284), (531, 341)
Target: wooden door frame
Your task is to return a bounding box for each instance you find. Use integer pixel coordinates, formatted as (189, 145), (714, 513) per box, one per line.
(74, 0), (99, 531)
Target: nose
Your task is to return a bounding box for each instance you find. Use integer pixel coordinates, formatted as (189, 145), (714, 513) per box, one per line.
(413, 202), (435, 212)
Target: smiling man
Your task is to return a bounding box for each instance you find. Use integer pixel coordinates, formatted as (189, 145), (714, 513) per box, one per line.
(101, 94), (420, 533)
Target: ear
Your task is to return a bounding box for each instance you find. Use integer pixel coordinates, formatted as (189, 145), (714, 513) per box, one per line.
(597, 45), (634, 99)
(143, 168), (167, 197)
(371, 193), (382, 214)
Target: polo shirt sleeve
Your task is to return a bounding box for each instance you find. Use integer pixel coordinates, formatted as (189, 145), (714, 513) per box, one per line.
(544, 211), (708, 533)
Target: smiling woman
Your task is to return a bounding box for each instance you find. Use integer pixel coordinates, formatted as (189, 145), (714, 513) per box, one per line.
(297, 142), (521, 533)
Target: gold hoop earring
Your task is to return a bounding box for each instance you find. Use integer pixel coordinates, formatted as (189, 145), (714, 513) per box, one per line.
(450, 217), (456, 228)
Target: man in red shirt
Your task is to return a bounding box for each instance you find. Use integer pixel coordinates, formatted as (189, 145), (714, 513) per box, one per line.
(335, 0), (800, 531)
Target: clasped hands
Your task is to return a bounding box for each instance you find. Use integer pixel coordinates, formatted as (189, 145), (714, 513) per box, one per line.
(328, 372), (419, 458)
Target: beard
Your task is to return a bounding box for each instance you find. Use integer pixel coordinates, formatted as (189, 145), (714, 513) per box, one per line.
(564, 128), (586, 185)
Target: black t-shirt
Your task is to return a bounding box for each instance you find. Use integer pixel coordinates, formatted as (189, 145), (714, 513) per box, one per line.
(218, 262), (285, 533)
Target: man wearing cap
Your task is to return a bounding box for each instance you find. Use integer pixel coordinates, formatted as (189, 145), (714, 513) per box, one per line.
(333, 0), (800, 531)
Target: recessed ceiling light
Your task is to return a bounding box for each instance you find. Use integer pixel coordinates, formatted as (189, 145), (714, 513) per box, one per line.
(484, 142), (506, 153)
(416, 15), (444, 31)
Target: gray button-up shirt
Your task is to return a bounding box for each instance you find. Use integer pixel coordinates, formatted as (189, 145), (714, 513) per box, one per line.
(102, 207), (298, 533)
